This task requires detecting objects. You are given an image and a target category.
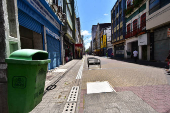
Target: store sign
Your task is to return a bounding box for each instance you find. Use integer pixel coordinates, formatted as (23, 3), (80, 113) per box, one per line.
(27, 0), (60, 30)
(116, 50), (124, 54)
(46, 28), (60, 40)
(167, 28), (170, 37)
(138, 34), (147, 46)
(103, 35), (106, 47)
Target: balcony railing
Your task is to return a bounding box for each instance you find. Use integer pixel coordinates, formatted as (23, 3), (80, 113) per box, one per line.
(125, 21), (146, 39)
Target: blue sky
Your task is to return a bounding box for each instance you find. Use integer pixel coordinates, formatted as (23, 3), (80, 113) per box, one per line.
(76, 0), (116, 50)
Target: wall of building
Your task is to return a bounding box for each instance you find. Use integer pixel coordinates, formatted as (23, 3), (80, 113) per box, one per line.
(146, 2), (170, 30)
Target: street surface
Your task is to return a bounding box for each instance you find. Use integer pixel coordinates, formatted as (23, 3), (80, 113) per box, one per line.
(30, 55), (170, 113)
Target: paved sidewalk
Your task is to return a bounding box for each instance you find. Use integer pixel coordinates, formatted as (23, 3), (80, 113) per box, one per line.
(30, 59), (84, 113)
(79, 55), (170, 113)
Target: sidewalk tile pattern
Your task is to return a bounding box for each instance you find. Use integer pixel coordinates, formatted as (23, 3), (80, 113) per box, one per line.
(115, 85), (170, 113)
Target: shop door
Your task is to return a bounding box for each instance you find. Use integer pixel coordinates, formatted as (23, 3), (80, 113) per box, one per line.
(154, 27), (169, 61)
(131, 41), (138, 58)
(47, 35), (61, 70)
(142, 45), (147, 60)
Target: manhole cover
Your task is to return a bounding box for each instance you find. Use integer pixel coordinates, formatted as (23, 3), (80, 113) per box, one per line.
(67, 86), (79, 102)
(62, 103), (76, 113)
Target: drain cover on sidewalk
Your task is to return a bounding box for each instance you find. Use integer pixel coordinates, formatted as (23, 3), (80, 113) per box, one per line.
(62, 103), (76, 113)
(67, 86), (79, 102)
(87, 81), (115, 94)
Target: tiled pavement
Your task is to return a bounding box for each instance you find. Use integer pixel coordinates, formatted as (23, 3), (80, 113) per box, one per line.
(30, 59), (83, 113)
(79, 55), (170, 113)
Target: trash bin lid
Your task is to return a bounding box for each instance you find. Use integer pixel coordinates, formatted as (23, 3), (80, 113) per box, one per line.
(5, 49), (51, 64)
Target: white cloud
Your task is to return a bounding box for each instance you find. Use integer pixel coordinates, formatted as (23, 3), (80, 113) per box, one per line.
(104, 14), (108, 16)
(85, 43), (90, 50)
(84, 37), (92, 50)
(81, 30), (91, 36)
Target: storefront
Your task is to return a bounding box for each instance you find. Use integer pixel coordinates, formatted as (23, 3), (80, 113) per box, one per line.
(17, 0), (62, 70)
(63, 34), (74, 63)
(114, 43), (124, 58)
(153, 26), (170, 61)
(75, 44), (83, 59)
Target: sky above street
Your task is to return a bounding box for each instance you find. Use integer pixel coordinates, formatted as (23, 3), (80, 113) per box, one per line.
(76, 0), (116, 50)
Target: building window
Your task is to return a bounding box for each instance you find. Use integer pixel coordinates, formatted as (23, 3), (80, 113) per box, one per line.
(119, 2), (122, 11)
(133, 19), (137, 36)
(149, 0), (160, 14)
(116, 18), (118, 25)
(140, 13), (146, 29)
(127, 23), (131, 33)
(120, 28), (123, 36)
(53, 0), (58, 6)
(127, 0), (131, 8)
(119, 13), (122, 22)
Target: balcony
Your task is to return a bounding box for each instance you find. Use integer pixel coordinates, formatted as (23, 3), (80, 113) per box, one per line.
(125, 0), (145, 16)
(125, 21), (146, 39)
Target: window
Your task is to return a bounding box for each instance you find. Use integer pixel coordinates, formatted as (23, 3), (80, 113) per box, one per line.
(133, 19), (137, 31)
(53, 0), (58, 6)
(149, 0), (160, 14)
(119, 13), (122, 22)
(127, 0), (131, 8)
(119, 2), (122, 11)
(140, 13), (146, 28)
(120, 28), (123, 36)
(116, 18), (118, 25)
(127, 23), (131, 33)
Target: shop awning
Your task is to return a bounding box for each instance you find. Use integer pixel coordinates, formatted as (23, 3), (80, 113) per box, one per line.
(75, 44), (83, 47)
(65, 33), (75, 44)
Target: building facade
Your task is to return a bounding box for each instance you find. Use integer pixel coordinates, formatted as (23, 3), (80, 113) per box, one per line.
(111, 0), (126, 58)
(124, 0), (149, 60)
(91, 25), (98, 54)
(146, 0), (170, 62)
(17, 0), (63, 70)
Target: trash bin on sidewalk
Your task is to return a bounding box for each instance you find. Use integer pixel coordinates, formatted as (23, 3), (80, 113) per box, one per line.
(5, 49), (51, 113)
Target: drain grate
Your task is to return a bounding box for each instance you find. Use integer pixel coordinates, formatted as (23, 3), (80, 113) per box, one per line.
(62, 103), (76, 113)
(67, 86), (79, 102)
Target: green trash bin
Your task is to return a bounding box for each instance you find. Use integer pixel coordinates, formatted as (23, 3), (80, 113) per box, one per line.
(5, 49), (51, 113)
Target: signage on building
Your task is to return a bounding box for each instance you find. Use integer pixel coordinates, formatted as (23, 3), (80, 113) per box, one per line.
(138, 34), (147, 46)
(103, 35), (106, 47)
(167, 28), (170, 37)
(26, 0), (60, 30)
(116, 50), (124, 54)
(46, 28), (60, 40)
(101, 37), (103, 48)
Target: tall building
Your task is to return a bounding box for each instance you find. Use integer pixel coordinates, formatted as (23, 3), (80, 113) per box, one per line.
(111, 0), (126, 58)
(146, 0), (170, 61)
(91, 25), (98, 54)
(124, 0), (148, 60)
(95, 23), (111, 56)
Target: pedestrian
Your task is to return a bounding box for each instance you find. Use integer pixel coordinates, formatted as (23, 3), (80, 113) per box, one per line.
(165, 50), (170, 73)
(106, 52), (108, 58)
(111, 52), (114, 59)
(133, 49), (138, 63)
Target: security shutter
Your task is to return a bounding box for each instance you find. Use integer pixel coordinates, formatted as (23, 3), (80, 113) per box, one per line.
(18, 9), (42, 34)
(46, 35), (61, 70)
(154, 27), (170, 61)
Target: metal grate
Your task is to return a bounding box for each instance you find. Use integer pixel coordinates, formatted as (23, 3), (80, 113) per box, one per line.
(62, 103), (76, 113)
(67, 86), (79, 102)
